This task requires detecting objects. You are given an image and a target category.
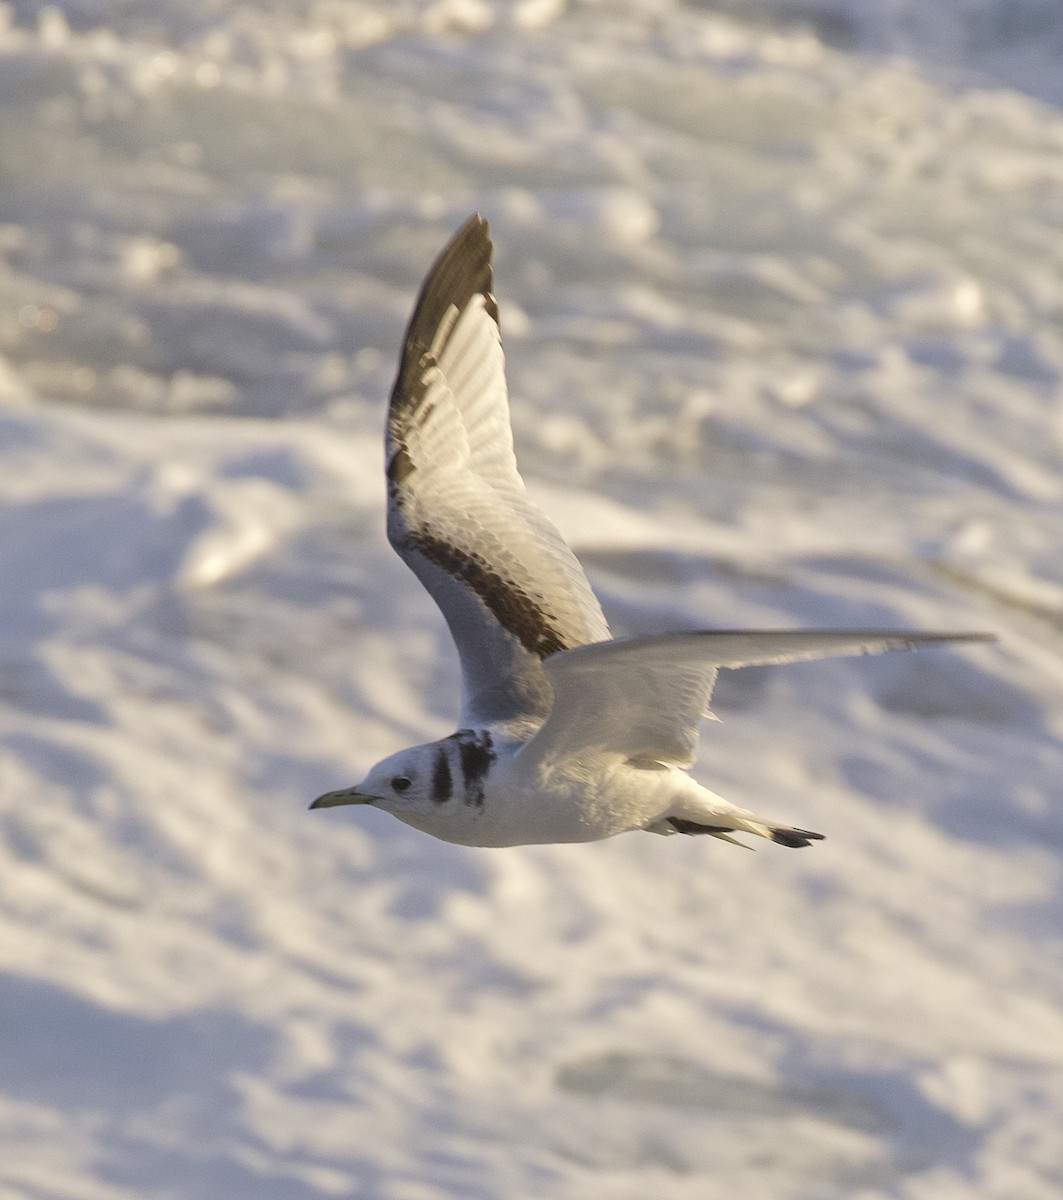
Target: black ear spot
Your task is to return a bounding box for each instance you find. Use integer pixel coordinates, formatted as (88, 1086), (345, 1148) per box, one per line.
(391, 775), (412, 793)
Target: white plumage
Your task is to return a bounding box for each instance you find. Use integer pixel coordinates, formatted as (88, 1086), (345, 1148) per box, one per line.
(312, 215), (993, 849)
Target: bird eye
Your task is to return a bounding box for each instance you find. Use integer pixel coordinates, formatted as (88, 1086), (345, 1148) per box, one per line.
(391, 775), (411, 792)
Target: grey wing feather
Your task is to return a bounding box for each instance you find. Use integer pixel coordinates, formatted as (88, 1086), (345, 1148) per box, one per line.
(386, 215), (610, 726)
(525, 629), (995, 769)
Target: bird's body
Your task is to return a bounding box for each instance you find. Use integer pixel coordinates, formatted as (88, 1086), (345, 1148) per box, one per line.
(346, 727), (752, 849)
(312, 215), (993, 849)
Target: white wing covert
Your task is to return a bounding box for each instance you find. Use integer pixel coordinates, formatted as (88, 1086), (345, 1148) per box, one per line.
(386, 215), (610, 727)
(524, 629), (995, 769)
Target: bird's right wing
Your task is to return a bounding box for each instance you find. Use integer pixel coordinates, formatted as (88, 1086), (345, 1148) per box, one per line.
(386, 215), (610, 728)
(522, 630), (995, 770)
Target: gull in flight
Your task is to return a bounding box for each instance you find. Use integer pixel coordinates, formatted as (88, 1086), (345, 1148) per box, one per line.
(312, 215), (992, 848)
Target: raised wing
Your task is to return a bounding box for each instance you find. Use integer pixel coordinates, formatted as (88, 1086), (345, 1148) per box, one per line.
(386, 215), (610, 726)
(523, 629), (995, 769)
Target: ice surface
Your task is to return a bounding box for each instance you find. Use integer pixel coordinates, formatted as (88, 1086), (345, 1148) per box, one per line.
(1, 1), (1062, 1197)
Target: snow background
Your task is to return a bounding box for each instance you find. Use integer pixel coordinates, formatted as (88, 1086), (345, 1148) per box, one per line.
(2, 0), (1062, 1196)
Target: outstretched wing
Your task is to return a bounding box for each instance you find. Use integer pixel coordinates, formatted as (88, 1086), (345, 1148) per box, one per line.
(523, 630), (995, 769)
(386, 215), (610, 726)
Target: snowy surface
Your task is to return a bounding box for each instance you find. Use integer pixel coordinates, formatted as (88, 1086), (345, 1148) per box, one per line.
(2, 1), (1063, 1197)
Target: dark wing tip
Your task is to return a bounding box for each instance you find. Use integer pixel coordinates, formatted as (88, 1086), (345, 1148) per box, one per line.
(403, 214), (495, 349)
(388, 214), (498, 450)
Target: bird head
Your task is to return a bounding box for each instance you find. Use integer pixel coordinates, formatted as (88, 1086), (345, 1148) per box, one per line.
(310, 745), (436, 816)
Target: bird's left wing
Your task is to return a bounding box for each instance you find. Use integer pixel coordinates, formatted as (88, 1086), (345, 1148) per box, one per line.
(386, 215), (610, 726)
(522, 629), (995, 769)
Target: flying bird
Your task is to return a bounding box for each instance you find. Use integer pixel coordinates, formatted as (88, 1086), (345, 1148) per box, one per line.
(312, 215), (992, 848)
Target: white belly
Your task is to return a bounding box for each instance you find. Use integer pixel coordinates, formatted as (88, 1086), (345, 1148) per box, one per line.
(421, 754), (680, 848)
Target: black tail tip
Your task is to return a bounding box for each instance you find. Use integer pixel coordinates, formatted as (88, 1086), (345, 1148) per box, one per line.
(771, 827), (826, 849)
